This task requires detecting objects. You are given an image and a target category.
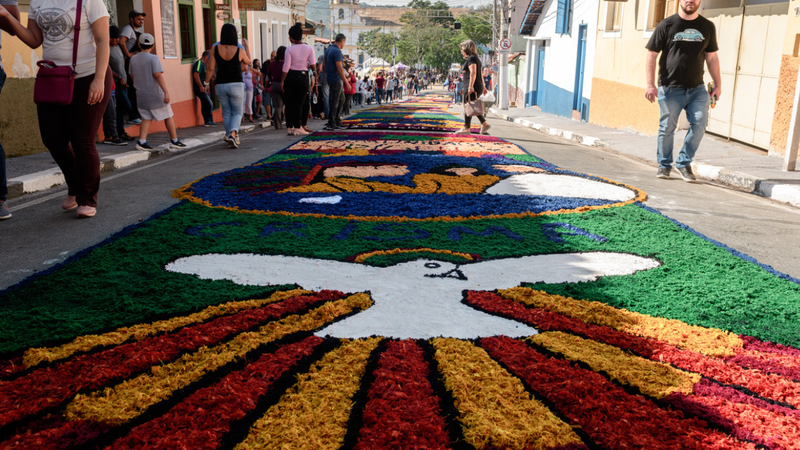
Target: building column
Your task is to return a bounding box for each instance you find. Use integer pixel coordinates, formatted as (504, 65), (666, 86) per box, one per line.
(524, 38), (534, 107)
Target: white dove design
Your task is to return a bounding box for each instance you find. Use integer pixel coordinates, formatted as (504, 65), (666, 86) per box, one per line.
(166, 252), (660, 339)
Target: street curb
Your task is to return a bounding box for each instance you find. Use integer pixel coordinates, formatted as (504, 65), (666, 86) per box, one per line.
(489, 107), (800, 208)
(7, 121), (271, 199)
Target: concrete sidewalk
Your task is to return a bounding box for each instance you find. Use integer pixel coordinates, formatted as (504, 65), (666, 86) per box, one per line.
(3, 119), (277, 199)
(4, 99), (385, 199)
(488, 105), (800, 208)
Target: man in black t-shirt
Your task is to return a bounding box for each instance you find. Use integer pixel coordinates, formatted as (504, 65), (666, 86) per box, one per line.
(645, 0), (721, 182)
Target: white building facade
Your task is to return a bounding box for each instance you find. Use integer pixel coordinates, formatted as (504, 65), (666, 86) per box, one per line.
(330, 0), (401, 67)
(521, 0), (599, 121)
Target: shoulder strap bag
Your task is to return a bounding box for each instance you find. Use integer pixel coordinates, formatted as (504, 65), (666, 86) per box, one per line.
(33, 0), (82, 105)
(464, 91), (485, 117)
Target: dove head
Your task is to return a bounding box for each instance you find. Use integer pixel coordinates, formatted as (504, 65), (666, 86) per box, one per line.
(390, 259), (463, 279)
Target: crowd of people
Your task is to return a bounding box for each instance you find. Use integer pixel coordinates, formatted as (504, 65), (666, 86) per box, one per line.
(0, 0), (481, 221)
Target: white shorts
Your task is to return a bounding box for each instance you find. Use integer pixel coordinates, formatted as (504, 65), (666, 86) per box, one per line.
(139, 104), (174, 121)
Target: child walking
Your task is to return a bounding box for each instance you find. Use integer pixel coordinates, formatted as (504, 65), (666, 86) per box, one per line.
(129, 33), (186, 151)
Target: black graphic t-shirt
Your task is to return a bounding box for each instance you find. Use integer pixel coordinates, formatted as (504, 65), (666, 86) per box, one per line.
(645, 14), (718, 88)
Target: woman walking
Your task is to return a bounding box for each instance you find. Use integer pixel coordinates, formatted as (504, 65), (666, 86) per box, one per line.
(0, 0), (112, 218)
(205, 24), (250, 148)
(282, 24), (315, 135)
(242, 61), (255, 122)
(343, 64), (356, 116)
(267, 46), (286, 130)
(455, 39), (490, 135)
(252, 59), (263, 119)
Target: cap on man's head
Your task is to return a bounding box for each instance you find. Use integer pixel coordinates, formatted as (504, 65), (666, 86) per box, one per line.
(139, 33), (155, 46)
(129, 10), (146, 18)
(109, 25), (120, 39)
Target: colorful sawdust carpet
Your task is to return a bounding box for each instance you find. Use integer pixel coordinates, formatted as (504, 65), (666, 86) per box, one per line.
(343, 94), (481, 132)
(1, 93), (800, 449)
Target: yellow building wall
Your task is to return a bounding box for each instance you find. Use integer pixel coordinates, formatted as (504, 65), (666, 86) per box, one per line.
(588, 1), (661, 134)
(769, 0), (800, 157)
(0, 11), (47, 157)
(1, 12), (44, 79)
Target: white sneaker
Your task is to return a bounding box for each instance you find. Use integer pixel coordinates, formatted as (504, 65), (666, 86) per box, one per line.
(454, 127), (470, 134)
(480, 123), (491, 135)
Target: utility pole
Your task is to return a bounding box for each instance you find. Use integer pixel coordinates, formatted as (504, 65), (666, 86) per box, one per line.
(499, 0), (509, 110)
(492, 0), (497, 68)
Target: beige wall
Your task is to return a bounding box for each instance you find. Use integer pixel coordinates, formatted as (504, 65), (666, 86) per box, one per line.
(1, 12), (44, 79)
(589, 77), (661, 134)
(770, 0), (800, 157)
(591, 0), (663, 134)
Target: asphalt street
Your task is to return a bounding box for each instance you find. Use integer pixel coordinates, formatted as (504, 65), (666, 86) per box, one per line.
(1, 113), (798, 290)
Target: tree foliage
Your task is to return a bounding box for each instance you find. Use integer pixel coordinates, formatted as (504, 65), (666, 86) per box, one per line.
(388, 1), (493, 70)
(358, 27), (396, 64)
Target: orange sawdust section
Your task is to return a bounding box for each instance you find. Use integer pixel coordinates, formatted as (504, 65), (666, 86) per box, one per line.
(529, 332), (701, 399)
(352, 248), (476, 264)
(21, 289), (310, 370)
(501, 287), (743, 357)
(281, 174), (501, 195)
(234, 337), (382, 450)
(287, 139), (526, 155)
(432, 338), (583, 449)
(64, 294), (373, 425)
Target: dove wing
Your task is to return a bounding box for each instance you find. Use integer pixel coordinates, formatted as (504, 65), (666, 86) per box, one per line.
(165, 253), (383, 292)
(459, 252), (661, 290)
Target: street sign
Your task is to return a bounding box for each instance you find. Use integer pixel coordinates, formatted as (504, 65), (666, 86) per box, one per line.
(238, 0), (266, 11)
(499, 38), (511, 51)
(216, 11), (229, 20)
(215, 4), (231, 10)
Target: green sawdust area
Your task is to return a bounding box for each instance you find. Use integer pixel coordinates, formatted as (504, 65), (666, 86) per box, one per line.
(1, 202), (798, 354)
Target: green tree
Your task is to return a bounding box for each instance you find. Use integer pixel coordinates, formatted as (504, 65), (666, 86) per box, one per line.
(359, 27), (395, 64)
(457, 5), (492, 47)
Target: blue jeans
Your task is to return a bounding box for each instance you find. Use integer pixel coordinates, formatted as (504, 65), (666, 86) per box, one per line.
(115, 86), (131, 137)
(657, 84), (710, 169)
(0, 65), (6, 201)
(216, 82), (244, 136)
(196, 90), (214, 124)
(375, 88), (384, 103)
(320, 84), (329, 118)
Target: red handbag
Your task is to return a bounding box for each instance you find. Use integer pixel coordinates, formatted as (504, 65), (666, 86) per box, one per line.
(33, 0), (82, 105)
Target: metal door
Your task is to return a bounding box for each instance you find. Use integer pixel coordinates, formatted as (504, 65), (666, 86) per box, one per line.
(704, 3), (788, 149)
(536, 46), (546, 107)
(573, 24), (588, 120)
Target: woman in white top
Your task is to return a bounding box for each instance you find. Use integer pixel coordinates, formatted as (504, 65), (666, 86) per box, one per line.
(0, 0), (111, 218)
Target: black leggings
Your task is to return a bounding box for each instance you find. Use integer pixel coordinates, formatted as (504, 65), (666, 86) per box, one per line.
(271, 82), (284, 128)
(38, 71), (112, 207)
(284, 70), (309, 129)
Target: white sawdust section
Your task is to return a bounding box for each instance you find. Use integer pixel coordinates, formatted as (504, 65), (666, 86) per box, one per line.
(486, 173), (636, 201)
(166, 252), (660, 339)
